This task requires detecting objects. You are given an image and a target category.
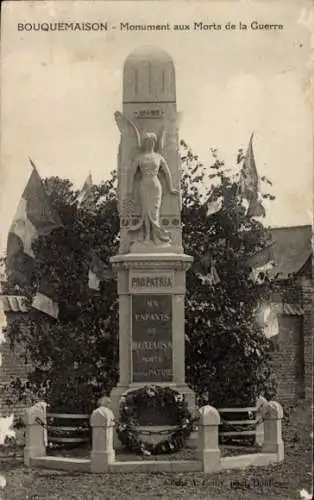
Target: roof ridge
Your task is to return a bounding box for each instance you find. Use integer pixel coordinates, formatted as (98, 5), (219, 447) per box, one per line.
(271, 224), (312, 231)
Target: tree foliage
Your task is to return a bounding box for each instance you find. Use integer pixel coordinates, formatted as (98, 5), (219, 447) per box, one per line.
(5, 142), (276, 412)
(180, 142), (276, 406)
(6, 174), (120, 412)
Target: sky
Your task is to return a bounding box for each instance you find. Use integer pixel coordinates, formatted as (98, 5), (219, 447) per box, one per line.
(0, 0), (313, 251)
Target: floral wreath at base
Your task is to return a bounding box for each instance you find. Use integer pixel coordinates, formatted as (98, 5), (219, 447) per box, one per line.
(117, 385), (194, 455)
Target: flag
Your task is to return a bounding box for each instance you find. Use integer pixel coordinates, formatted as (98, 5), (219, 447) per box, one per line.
(196, 258), (220, 285)
(0, 298), (7, 344)
(88, 268), (100, 291)
(255, 304), (279, 338)
(299, 489), (313, 500)
(7, 159), (62, 264)
(0, 251), (6, 294)
(32, 289), (59, 320)
(88, 253), (113, 291)
(239, 134), (266, 218)
(0, 473), (6, 489)
(206, 195), (223, 216)
(77, 172), (93, 206)
(247, 244), (278, 284)
(6, 159), (63, 317)
(248, 261), (276, 284)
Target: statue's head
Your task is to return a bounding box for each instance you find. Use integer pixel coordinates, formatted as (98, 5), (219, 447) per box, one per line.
(142, 133), (157, 152)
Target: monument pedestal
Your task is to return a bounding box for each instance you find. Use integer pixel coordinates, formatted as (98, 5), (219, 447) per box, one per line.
(109, 253), (196, 423)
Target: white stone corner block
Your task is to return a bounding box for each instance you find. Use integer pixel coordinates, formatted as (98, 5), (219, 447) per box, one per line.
(199, 405), (221, 426)
(23, 403), (47, 466)
(255, 396), (267, 446)
(97, 396), (112, 409)
(90, 406), (115, 473)
(90, 406), (115, 428)
(198, 405), (221, 472)
(24, 403), (46, 426)
(261, 400), (284, 460)
(267, 400), (283, 419)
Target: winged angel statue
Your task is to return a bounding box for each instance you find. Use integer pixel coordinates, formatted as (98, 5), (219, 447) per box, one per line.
(115, 111), (178, 247)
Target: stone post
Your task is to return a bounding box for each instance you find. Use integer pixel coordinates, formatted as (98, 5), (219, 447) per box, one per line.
(24, 403), (47, 466)
(198, 405), (221, 472)
(261, 401), (284, 460)
(90, 406), (115, 473)
(255, 396), (268, 446)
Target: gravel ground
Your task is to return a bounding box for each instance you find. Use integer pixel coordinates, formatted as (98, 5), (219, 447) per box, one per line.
(0, 401), (312, 500)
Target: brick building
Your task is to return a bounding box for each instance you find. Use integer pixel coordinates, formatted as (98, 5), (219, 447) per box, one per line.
(0, 225), (312, 415)
(0, 296), (32, 418)
(266, 225), (313, 404)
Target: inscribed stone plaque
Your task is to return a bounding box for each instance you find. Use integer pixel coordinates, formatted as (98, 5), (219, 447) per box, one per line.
(130, 271), (174, 293)
(132, 294), (172, 383)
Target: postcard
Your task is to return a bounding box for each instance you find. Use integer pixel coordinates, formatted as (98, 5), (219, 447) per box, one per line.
(0, 1), (313, 498)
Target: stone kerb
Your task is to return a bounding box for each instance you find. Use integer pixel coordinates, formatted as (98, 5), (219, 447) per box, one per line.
(261, 401), (284, 461)
(24, 402), (47, 466)
(198, 405), (221, 472)
(90, 406), (115, 473)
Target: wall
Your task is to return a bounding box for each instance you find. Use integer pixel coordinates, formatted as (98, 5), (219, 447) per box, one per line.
(0, 312), (33, 419)
(271, 315), (304, 403)
(300, 275), (313, 401)
(270, 269), (312, 406)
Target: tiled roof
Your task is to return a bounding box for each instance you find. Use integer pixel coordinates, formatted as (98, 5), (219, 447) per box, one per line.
(248, 225), (312, 280)
(270, 225), (312, 279)
(272, 302), (304, 316)
(0, 295), (28, 313)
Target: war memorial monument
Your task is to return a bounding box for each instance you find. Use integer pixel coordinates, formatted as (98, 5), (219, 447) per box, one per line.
(23, 46), (284, 475)
(109, 46), (196, 415)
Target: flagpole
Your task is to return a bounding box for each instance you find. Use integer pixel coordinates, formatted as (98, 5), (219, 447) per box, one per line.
(28, 157), (37, 170)
(28, 157), (42, 178)
(235, 132), (255, 198)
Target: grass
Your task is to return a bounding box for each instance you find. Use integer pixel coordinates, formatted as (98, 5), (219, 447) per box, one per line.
(0, 400), (312, 499)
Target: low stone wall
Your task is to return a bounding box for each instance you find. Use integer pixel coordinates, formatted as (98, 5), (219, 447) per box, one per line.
(23, 400), (284, 474)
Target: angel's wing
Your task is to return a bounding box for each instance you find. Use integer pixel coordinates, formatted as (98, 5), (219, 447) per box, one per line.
(114, 111), (141, 149)
(114, 111), (141, 216)
(156, 126), (166, 153)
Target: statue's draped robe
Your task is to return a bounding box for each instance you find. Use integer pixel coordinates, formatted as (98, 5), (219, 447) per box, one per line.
(129, 152), (170, 244)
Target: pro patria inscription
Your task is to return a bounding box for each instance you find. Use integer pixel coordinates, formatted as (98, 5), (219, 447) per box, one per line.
(132, 295), (172, 382)
(130, 273), (173, 292)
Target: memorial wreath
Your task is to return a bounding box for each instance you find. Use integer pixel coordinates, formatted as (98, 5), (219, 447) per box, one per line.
(117, 385), (194, 455)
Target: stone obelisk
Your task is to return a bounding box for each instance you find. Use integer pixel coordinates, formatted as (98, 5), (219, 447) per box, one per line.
(110, 46), (195, 416)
